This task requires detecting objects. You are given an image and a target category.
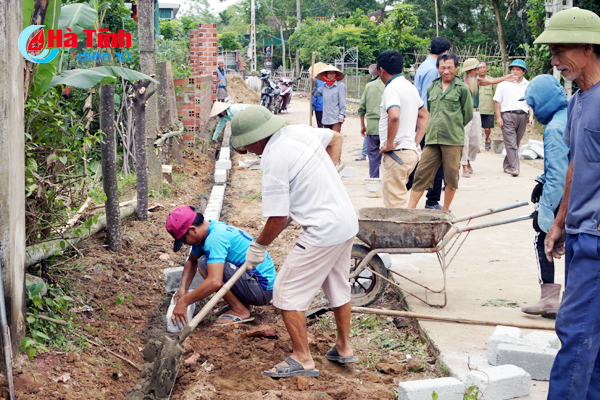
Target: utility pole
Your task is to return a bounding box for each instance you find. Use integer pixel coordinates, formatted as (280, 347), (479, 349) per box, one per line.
(250, 0), (257, 71)
(545, 0), (573, 97)
(296, 0), (301, 77)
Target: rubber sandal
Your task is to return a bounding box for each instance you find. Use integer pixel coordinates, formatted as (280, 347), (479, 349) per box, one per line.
(325, 345), (359, 364)
(214, 314), (254, 326)
(485, 141), (491, 151)
(511, 170), (519, 177)
(462, 171), (471, 178)
(214, 305), (230, 316)
(263, 357), (320, 378)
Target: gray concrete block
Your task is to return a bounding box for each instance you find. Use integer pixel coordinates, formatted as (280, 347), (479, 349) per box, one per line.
(215, 169), (227, 183)
(466, 365), (531, 400)
(163, 266), (204, 293)
(524, 331), (560, 350)
(398, 377), (465, 400)
(166, 293), (195, 333)
(220, 147), (230, 160)
(215, 159), (232, 170)
(496, 343), (557, 380)
(520, 149), (539, 160)
(211, 185), (226, 195)
(487, 327), (527, 366)
(339, 167), (354, 178)
(493, 326), (522, 338)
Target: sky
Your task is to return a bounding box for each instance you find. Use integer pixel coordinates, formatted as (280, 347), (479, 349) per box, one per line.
(174, 0), (241, 16)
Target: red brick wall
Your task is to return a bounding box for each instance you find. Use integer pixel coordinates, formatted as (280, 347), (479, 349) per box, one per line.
(189, 23), (218, 101)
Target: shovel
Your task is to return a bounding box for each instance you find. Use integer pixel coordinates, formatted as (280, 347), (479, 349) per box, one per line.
(148, 262), (251, 398)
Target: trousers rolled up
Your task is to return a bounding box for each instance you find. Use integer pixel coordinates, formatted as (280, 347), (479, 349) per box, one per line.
(461, 111), (481, 165)
(501, 112), (527, 172)
(380, 149), (418, 208)
(548, 233), (600, 399)
(366, 135), (381, 178)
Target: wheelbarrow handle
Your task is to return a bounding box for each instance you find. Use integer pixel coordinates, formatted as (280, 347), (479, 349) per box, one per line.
(453, 201), (529, 223)
(455, 213), (532, 234)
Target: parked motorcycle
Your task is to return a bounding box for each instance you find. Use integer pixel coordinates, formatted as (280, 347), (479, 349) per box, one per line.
(259, 69), (280, 112)
(274, 77), (301, 114)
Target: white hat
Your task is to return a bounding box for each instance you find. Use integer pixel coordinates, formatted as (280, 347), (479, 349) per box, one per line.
(210, 102), (231, 118)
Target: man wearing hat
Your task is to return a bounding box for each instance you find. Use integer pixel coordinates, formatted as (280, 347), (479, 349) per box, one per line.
(231, 105), (358, 377)
(210, 102), (251, 146)
(535, 7), (600, 398)
(311, 65), (346, 133)
(358, 64), (385, 177)
(165, 206), (276, 327)
(493, 59), (535, 176)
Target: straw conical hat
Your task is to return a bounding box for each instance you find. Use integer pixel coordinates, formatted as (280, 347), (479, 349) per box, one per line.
(317, 64), (345, 81)
(210, 102), (231, 118)
(309, 62), (329, 78)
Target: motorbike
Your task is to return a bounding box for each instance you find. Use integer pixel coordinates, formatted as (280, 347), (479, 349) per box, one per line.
(258, 69), (280, 112)
(274, 77), (301, 114)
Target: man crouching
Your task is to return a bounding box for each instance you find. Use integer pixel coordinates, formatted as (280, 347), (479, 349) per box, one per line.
(231, 105), (359, 378)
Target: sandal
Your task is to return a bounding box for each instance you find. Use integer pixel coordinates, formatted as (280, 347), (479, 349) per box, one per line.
(263, 357), (319, 378)
(325, 345), (359, 364)
(214, 314), (254, 326)
(485, 141), (491, 151)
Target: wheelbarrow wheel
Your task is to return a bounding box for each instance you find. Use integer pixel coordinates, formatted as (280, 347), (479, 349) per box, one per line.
(349, 244), (388, 307)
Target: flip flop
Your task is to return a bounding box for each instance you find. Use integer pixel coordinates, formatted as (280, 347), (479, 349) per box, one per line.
(485, 141), (491, 151)
(263, 357), (319, 378)
(214, 314), (254, 326)
(325, 345), (359, 364)
(214, 305), (230, 316)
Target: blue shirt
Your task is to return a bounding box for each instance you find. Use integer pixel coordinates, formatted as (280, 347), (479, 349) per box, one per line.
(191, 221), (276, 290)
(413, 55), (439, 110)
(216, 68), (226, 88)
(312, 79), (323, 111)
(563, 80), (600, 237)
(213, 104), (249, 141)
(312, 80), (346, 125)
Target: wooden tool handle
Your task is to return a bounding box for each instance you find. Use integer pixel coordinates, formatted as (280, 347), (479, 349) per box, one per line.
(178, 263), (250, 342)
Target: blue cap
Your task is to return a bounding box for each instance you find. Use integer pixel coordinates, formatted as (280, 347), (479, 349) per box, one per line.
(508, 59), (528, 74)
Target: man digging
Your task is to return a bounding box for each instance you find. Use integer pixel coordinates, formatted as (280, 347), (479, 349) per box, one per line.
(166, 206), (276, 327)
(231, 105), (359, 378)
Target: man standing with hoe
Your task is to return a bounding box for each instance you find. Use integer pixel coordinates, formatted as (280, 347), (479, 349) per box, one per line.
(231, 105), (358, 378)
(536, 8), (600, 398)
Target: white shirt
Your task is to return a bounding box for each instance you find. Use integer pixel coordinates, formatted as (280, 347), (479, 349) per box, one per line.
(261, 125), (358, 247)
(493, 78), (530, 113)
(379, 75), (424, 151)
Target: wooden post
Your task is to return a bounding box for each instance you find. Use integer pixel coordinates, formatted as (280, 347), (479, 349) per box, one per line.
(132, 79), (154, 221)
(309, 52), (315, 127)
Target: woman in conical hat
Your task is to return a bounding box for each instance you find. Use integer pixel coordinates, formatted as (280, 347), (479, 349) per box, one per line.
(209, 102), (251, 146)
(311, 65), (346, 133)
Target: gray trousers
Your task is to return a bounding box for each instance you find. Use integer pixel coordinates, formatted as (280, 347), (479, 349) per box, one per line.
(501, 112), (528, 171)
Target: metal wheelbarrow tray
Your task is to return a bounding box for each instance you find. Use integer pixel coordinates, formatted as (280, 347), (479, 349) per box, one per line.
(349, 202), (532, 308)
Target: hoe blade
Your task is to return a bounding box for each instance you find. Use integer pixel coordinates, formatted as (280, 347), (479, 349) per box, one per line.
(148, 336), (185, 398)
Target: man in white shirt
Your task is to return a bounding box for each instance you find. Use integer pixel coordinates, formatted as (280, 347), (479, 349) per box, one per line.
(377, 50), (430, 207)
(230, 105), (359, 378)
(493, 59), (535, 176)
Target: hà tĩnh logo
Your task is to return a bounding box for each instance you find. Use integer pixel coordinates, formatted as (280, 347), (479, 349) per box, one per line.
(19, 25), (132, 64)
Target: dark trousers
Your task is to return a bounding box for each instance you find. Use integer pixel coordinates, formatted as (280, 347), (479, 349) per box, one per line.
(548, 233), (600, 399)
(407, 138), (443, 206)
(534, 231), (555, 284)
(314, 110), (323, 128)
(366, 135), (381, 178)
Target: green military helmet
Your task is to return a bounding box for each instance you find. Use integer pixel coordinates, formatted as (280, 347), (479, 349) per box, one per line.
(508, 59), (528, 74)
(230, 105), (287, 149)
(534, 7), (600, 45)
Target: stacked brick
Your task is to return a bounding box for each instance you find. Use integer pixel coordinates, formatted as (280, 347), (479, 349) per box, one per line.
(189, 23), (218, 101)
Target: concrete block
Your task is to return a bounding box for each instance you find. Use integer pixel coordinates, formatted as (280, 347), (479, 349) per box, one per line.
(211, 185), (226, 196)
(466, 365), (531, 400)
(164, 266), (204, 293)
(215, 159), (232, 170)
(214, 169), (227, 183)
(524, 331), (560, 350)
(493, 326), (522, 338)
(398, 377), (465, 400)
(204, 212), (219, 221)
(166, 293), (195, 333)
(529, 143), (544, 159)
(520, 149), (538, 160)
(496, 343), (557, 380)
(339, 167), (354, 178)
(220, 147), (231, 160)
(487, 335), (529, 366)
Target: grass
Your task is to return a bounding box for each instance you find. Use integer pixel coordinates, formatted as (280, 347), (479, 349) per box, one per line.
(481, 298), (520, 308)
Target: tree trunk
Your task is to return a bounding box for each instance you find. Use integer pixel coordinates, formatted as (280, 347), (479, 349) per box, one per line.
(295, 0), (301, 77)
(99, 84), (122, 252)
(280, 25), (286, 72)
(132, 80), (153, 221)
(23, 0), (50, 101)
(491, 0), (508, 74)
(137, 0), (162, 194)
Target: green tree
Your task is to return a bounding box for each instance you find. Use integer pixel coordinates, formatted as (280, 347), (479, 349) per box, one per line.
(218, 31), (243, 50)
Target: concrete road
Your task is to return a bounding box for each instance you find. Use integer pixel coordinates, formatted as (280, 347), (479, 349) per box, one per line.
(280, 97), (558, 399)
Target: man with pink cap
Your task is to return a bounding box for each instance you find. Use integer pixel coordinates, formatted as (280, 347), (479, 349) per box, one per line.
(165, 206), (276, 327)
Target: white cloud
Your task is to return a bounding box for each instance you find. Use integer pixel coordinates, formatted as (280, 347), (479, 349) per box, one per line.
(174, 0), (242, 15)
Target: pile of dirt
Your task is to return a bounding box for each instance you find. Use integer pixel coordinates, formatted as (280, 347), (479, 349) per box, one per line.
(227, 75), (260, 105)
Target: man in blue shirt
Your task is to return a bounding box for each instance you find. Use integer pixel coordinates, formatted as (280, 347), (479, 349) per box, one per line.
(408, 37), (451, 210)
(536, 8), (600, 398)
(166, 206), (276, 326)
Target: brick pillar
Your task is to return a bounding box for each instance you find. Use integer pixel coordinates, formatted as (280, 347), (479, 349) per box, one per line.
(189, 23), (218, 101)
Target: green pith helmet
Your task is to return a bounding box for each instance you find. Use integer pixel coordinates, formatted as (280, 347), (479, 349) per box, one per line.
(508, 59), (528, 74)
(231, 105), (287, 149)
(534, 7), (600, 45)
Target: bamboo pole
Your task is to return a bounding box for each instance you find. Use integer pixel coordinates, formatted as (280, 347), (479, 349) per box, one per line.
(351, 307), (555, 331)
(309, 52), (315, 126)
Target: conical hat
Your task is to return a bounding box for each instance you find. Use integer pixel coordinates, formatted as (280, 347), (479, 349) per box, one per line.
(309, 62), (329, 78)
(316, 64), (345, 81)
(210, 102), (231, 118)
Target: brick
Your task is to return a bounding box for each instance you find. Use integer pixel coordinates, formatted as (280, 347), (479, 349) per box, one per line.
(487, 334), (529, 366)
(466, 365), (531, 400)
(215, 169), (227, 183)
(492, 326), (523, 338)
(212, 185), (226, 195)
(215, 160), (232, 170)
(524, 331), (560, 350)
(339, 167), (354, 178)
(220, 147), (230, 160)
(163, 266), (204, 293)
(398, 377), (465, 400)
(496, 343), (557, 381)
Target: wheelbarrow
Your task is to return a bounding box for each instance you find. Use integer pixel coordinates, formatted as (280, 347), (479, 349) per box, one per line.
(348, 201), (532, 308)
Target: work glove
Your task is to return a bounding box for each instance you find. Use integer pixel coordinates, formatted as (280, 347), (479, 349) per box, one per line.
(245, 240), (266, 269)
(531, 182), (544, 204)
(531, 210), (542, 233)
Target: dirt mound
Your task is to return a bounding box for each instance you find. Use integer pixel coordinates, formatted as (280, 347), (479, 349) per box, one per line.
(228, 75), (260, 105)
